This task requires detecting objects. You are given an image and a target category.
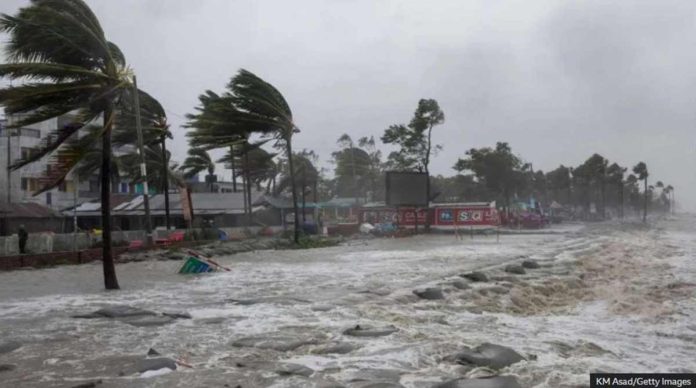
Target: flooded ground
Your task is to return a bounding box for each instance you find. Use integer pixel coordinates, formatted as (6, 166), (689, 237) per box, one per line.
(0, 218), (695, 387)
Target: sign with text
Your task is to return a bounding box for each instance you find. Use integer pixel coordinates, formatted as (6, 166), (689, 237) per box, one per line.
(434, 206), (499, 226)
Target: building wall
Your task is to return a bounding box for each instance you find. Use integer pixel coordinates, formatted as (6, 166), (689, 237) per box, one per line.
(0, 114), (135, 211)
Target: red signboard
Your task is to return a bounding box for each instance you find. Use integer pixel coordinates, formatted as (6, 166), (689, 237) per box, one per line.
(434, 206), (499, 226)
(360, 204), (499, 228)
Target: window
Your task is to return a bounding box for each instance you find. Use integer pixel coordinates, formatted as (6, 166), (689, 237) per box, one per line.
(20, 128), (40, 138)
(58, 181), (67, 192)
(120, 182), (129, 193)
(21, 177), (29, 191)
(46, 192), (51, 205)
(21, 147), (35, 159)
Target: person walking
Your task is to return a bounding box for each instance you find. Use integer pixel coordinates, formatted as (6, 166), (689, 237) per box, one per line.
(18, 224), (28, 254)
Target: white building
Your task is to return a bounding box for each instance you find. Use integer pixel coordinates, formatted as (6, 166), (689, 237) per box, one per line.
(0, 113), (135, 211)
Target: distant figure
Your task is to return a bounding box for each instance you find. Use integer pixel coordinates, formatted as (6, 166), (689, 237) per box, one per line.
(18, 225), (28, 254)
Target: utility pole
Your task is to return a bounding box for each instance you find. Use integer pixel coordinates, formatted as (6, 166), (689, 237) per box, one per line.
(161, 134), (171, 230)
(3, 122), (10, 236)
(73, 176), (79, 251)
(132, 75), (153, 245)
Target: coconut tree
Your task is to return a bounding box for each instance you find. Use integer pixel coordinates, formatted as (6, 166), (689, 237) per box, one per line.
(217, 141), (275, 225)
(180, 148), (215, 191)
(632, 162), (649, 223)
(667, 185), (675, 213)
(187, 70), (301, 243)
(606, 163), (626, 219)
(114, 89), (173, 229)
(0, 0), (141, 289)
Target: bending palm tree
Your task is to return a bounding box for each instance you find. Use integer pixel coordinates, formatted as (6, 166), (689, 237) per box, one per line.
(0, 0), (137, 289)
(181, 148), (216, 192)
(633, 162), (648, 223)
(115, 89), (173, 229)
(187, 69), (301, 243)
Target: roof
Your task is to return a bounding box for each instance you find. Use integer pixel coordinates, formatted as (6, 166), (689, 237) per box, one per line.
(0, 202), (62, 218)
(319, 197), (364, 208)
(64, 194), (136, 216)
(253, 195), (319, 209)
(110, 191), (268, 216)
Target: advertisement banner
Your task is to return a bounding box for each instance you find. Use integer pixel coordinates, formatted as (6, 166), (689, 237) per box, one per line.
(435, 207), (499, 226)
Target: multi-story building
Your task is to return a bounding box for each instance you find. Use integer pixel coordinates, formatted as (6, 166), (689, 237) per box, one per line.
(0, 113), (135, 211)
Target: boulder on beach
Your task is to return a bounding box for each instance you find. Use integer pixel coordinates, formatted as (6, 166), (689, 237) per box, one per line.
(504, 265), (526, 275)
(460, 272), (488, 282)
(451, 280), (471, 290)
(123, 315), (176, 327)
(135, 357), (178, 373)
(232, 335), (318, 351)
(413, 287), (445, 300)
(273, 362), (314, 377)
(0, 341), (22, 354)
(348, 368), (403, 387)
(229, 296), (310, 306)
(162, 311), (192, 319)
(445, 343), (525, 369)
(434, 376), (523, 388)
(94, 305), (157, 318)
(343, 325), (398, 338)
(312, 342), (359, 355)
(521, 260), (540, 269)
(70, 380), (103, 388)
(356, 383), (404, 388)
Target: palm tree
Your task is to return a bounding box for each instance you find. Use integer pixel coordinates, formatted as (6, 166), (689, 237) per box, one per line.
(114, 89), (173, 229)
(217, 142), (276, 224)
(0, 0), (140, 290)
(181, 148), (215, 192)
(187, 70), (301, 243)
(606, 163), (626, 219)
(665, 184), (675, 214)
(632, 162), (648, 223)
(276, 151), (319, 223)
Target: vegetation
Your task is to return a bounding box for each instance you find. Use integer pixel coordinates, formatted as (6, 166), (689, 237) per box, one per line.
(0, 0), (153, 289)
(185, 69), (301, 242)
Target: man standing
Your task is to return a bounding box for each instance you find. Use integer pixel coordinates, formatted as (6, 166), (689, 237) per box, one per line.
(18, 224), (28, 254)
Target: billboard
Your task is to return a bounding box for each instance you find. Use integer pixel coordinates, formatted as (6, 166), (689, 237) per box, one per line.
(385, 171), (429, 207)
(434, 206), (499, 227)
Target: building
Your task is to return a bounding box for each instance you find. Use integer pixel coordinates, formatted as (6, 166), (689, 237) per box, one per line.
(0, 112), (136, 213)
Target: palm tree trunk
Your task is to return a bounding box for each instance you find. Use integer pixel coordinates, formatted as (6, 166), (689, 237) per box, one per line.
(101, 104), (119, 290)
(286, 140), (300, 243)
(301, 174), (307, 223)
(230, 145), (237, 192)
(245, 150), (253, 226)
(424, 124), (433, 232)
(161, 136), (170, 230)
(643, 178), (648, 223)
(618, 183), (624, 220)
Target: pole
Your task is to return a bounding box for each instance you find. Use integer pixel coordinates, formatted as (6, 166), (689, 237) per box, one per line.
(3, 125), (11, 236)
(132, 75), (153, 245)
(161, 135), (171, 230)
(6, 126), (11, 205)
(73, 176), (78, 251)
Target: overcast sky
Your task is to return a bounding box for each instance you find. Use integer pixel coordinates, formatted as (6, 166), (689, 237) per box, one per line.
(2, 0), (696, 208)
